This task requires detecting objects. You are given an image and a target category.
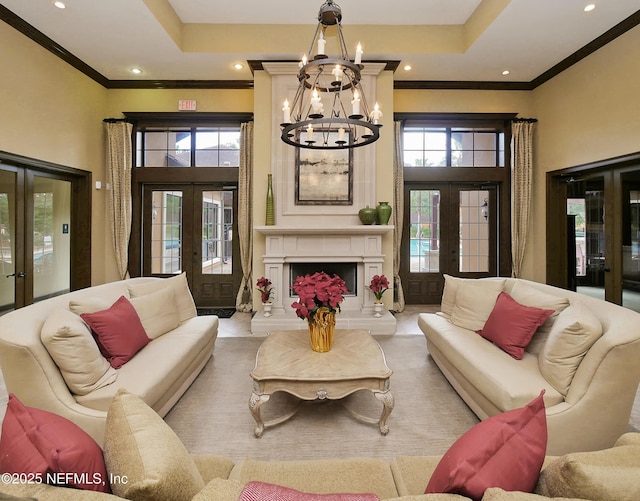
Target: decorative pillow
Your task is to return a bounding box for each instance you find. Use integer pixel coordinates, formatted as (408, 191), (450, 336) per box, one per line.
(129, 286), (180, 339)
(128, 272), (197, 323)
(68, 296), (116, 316)
(509, 282), (570, 355)
(0, 394), (110, 493)
(238, 481), (380, 501)
(103, 388), (205, 501)
(535, 445), (640, 500)
(449, 280), (504, 331)
(425, 391), (547, 501)
(441, 275), (506, 317)
(40, 309), (117, 395)
(478, 292), (554, 360)
(80, 296), (151, 369)
(483, 487), (586, 500)
(538, 301), (603, 395)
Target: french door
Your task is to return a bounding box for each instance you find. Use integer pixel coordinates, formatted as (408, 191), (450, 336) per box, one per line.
(141, 184), (240, 308)
(400, 183), (498, 304)
(0, 159), (91, 312)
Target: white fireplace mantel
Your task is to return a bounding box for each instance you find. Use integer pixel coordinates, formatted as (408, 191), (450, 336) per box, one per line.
(255, 225), (394, 235)
(251, 225), (397, 335)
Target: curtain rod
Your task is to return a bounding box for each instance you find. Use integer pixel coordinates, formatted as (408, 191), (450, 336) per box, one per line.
(103, 118), (130, 123)
(511, 118), (538, 123)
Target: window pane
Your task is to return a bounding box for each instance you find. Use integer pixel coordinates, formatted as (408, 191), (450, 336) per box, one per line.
(424, 150), (447, 167)
(151, 191), (182, 274)
(195, 129), (240, 167)
(404, 150), (423, 167)
(474, 151), (497, 167)
(403, 131), (424, 150)
(459, 190), (489, 272)
(409, 190), (440, 273)
(33, 177), (71, 301)
(201, 191), (232, 275)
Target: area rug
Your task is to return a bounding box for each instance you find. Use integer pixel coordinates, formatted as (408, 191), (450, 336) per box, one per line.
(164, 334), (480, 462)
(197, 308), (235, 318)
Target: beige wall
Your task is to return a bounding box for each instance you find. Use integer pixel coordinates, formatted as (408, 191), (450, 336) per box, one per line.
(527, 23), (640, 282)
(3, 16), (640, 291)
(0, 22), (110, 285)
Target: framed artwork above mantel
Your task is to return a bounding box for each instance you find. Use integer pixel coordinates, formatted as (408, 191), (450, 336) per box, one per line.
(295, 130), (353, 205)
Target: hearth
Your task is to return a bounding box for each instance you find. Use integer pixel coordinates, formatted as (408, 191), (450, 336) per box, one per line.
(289, 262), (357, 296)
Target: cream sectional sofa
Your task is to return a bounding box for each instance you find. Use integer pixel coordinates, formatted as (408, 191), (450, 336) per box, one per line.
(0, 274), (218, 445)
(418, 276), (640, 456)
(2, 388), (639, 501)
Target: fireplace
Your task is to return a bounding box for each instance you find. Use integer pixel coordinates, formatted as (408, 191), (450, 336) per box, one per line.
(289, 262), (357, 297)
(251, 225), (396, 335)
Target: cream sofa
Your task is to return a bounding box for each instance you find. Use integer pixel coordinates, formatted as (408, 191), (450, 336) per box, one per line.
(418, 276), (640, 456)
(2, 388), (639, 501)
(0, 274), (218, 445)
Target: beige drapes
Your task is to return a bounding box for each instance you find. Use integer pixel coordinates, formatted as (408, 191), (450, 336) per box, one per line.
(236, 122), (254, 312)
(511, 119), (537, 278)
(393, 121), (406, 312)
(105, 121), (133, 280)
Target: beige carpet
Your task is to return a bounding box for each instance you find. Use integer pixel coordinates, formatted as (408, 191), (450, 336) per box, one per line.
(165, 334), (480, 462)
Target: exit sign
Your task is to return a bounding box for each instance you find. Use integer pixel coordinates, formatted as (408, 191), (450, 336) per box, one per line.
(178, 99), (197, 111)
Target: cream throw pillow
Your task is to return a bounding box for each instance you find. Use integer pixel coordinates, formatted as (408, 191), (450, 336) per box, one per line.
(128, 272), (197, 323)
(538, 301), (603, 395)
(129, 287), (180, 339)
(509, 282), (570, 355)
(68, 296), (115, 316)
(450, 280), (504, 331)
(483, 487), (585, 500)
(40, 309), (117, 396)
(535, 445), (640, 500)
(441, 275), (506, 317)
(104, 388), (205, 501)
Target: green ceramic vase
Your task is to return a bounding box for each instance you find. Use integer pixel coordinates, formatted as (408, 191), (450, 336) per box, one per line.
(376, 201), (392, 225)
(358, 205), (377, 225)
(265, 174), (275, 225)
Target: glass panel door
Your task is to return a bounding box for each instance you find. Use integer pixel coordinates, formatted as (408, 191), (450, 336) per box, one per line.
(0, 169), (18, 311)
(402, 184), (497, 304)
(32, 176), (71, 301)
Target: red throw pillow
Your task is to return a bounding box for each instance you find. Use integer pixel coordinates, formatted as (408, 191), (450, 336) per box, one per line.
(477, 292), (554, 359)
(425, 391), (547, 501)
(239, 481), (380, 501)
(81, 295), (151, 369)
(0, 394), (110, 493)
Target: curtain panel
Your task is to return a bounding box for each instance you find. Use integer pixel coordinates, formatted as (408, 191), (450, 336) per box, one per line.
(393, 121), (406, 312)
(236, 122), (254, 312)
(105, 121), (133, 280)
(511, 119), (537, 278)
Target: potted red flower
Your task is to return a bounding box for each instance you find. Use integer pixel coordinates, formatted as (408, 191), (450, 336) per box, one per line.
(256, 277), (273, 317)
(369, 274), (389, 303)
(291, 271), (349, 352)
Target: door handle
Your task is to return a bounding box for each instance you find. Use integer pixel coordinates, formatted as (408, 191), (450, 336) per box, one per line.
(6, 271), (25, 278)
(604, 267), (611, 272)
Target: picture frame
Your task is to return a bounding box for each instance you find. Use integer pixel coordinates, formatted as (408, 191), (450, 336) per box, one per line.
(295, 130), (353, 205)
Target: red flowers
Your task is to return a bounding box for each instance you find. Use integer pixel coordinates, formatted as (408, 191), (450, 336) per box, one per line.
(291, 272), (349, 322)
(369, 274), (389, 302)
(256, 276), (273, 304)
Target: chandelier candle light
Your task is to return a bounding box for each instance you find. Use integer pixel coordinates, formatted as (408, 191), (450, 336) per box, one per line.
(280, 0), (382, 150)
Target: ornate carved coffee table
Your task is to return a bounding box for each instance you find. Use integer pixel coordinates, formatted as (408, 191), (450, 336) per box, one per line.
(249, 328), (394, 437)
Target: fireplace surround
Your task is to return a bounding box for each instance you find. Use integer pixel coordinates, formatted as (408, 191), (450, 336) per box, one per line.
(251, 225), (396, 335)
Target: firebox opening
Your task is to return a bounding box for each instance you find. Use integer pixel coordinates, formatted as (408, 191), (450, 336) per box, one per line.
(289, 262), (357, 297)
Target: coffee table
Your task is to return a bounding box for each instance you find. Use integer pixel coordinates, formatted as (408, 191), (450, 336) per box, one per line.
(249, 328), (394, 437)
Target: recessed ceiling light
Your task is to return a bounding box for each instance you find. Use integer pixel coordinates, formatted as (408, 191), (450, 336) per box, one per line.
(234, 63), (244, 70)
(502, 70), (510, 76)
(53, 1), (66, 8)
(403, 64), (412, 71)
(130, 68), (142, 75)
(584, 4), (596, 12)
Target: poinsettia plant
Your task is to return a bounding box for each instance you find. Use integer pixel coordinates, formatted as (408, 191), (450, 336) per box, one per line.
(369, 274), (390, 302)
(291, 272), (349, 322)
(256, 276), (273, 304)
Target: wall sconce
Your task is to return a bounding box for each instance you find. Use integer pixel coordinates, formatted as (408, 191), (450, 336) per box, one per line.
(481, 198), (488, 220)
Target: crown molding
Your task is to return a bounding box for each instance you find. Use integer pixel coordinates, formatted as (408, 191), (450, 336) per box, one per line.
(2, 5), (639, 91)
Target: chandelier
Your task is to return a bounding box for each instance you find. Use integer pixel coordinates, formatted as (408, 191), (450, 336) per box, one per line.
(280, 0), (382, 150)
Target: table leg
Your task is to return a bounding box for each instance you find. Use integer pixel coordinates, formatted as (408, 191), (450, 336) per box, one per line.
(249, 391), (270, 438)
(373, 389), (394, 435)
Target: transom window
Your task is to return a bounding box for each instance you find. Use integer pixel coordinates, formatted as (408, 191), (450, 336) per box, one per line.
(403, 127), (505, 168)
(136, 127), (241, 167)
